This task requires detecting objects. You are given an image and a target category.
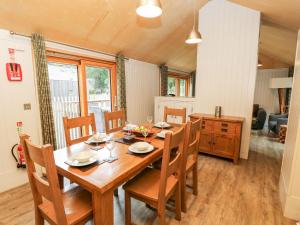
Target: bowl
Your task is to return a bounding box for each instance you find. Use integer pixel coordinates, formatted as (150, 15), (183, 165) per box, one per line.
(132, 142), (150, 151)
(72, 150), (96, 163)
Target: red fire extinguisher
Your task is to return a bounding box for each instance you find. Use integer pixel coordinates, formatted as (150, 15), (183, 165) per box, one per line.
(11, 122), (26, 168)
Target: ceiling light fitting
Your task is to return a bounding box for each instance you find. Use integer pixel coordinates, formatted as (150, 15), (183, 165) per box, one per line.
(136, 0), (162, 18)
(185, 0), (202, 44)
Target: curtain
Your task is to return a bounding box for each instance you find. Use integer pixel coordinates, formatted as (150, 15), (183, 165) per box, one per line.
(159, 64), (168, 96)
(191, 70), (196, 97)
(31, 33), (57, 149)
(116, 54), (127, 118)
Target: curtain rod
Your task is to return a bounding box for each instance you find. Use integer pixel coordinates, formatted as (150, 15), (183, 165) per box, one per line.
(10, 31), (129, 60)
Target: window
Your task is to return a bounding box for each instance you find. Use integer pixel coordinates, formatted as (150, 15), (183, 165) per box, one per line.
(179, 79), (186, 96)
(47, 52), (116, 148)
(167, 77), (176, 95)
(167, 73), (190, 97)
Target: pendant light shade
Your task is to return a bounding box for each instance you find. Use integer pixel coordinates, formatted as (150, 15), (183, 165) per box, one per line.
(185, 0), (202, 44)
(136, 0), (162, 18)
(185, 27), (202, 44)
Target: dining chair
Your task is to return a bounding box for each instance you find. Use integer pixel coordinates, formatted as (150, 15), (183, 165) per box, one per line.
(164, 106), (186, 124)
(181, 119), (201, 212)
(123, 125), (186, 225)
(104, 109), (126, 134)
(63, 113), (96, 147)
(19, 134), (93, 225)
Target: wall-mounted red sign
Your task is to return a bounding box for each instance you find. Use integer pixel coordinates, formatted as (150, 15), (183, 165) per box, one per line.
(6, 48), (22, 81)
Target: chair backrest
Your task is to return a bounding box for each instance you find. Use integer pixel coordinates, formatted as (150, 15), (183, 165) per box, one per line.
(19, 134), (68, 225)
(164, 107), (186, 124)
(158, 125), (186, 206)
(104, 110), (126, 134)
(182, 119), (201, 173)
(63, 113), (96, 147)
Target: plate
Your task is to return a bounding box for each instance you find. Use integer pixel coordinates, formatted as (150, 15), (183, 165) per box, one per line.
(123, 124), (138, 131)
(154, 122), (171, 128)
(156, 130), (173, 139)
(65, 157), (98, 167)
(128, 142), (154, 154)
(86, 134), (108, 144)
(72, 150), (97, 162)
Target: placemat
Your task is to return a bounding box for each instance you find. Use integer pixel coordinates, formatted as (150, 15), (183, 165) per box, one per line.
(114, 137), (140, 145)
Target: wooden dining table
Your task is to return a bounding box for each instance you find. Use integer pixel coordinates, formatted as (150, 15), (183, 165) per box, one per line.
(54, 125), (180, 225)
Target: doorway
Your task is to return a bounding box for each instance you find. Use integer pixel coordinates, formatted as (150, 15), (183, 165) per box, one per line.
(47, 54), (117, 148)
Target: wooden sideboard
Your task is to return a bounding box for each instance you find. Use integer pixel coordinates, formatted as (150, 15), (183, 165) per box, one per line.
(189, 113), (244, 163)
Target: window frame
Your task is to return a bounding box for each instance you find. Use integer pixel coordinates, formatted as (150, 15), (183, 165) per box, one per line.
(167, 72), (190, 97)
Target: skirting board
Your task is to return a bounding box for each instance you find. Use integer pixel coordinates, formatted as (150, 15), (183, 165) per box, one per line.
(279, 173), (300, 220)
(0, 170), (28, 193)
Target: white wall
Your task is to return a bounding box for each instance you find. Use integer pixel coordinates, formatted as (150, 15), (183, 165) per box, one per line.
(279, 30), (300, 220)
(0, 30), (159, 193)
(0, 30), (41, 192)
(195, 0), (260, 159)
(126, 59), (159, 124)
(254, 68), (289, 127)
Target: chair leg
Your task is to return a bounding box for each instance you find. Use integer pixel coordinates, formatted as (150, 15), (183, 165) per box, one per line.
(125, 192), (131, 225)
(35, 207), (44, 225)
(181, 173), (187, 213)
(158, 207), (166, 225)
(114, 188), (119, 197)
(175, 183), (181, 221)
(192, 164), (198, 196)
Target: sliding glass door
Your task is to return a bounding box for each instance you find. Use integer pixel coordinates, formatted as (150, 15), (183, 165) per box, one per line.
(47, 56), (116, 148)
(84, 63), (112, 132)
(48, 60), (81, 148)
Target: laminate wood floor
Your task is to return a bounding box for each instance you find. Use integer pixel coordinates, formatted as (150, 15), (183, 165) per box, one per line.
(0, 134), (296, 225)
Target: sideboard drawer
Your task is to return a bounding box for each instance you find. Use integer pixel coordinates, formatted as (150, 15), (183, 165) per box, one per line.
(201, 120), (214, 132)
(214, 121), (236, 134)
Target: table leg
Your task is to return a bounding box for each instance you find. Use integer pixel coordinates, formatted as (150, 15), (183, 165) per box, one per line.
(93, 190), (114, 225)
(58, 174), (64, 189)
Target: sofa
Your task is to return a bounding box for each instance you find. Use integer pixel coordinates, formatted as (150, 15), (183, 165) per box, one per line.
(268, 113), (288, 134)
(252, 108), (267, 130)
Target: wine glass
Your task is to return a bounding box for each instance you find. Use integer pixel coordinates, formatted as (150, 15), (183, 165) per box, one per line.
(125, 120), (131, 136)
(91, 131), (102, 151)
(147, 115), (153, 131)
(141, 128), (149, 142)
(147, 115), (153, 124)
(160, 120), (165, 131)
(106, 142), (115, 161)
(105, 134), (117, 162)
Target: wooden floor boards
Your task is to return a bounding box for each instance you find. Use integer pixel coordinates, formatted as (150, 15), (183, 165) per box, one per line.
(0, 134), (296, 225)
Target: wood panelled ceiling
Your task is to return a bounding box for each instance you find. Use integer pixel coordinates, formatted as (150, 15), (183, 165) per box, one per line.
(0, 0), (299, 71)
(0, 0), (208, 72)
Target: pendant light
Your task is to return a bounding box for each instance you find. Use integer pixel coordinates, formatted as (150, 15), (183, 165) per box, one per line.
(136, 0), (162, 18)
(185, 0), (202, 44)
